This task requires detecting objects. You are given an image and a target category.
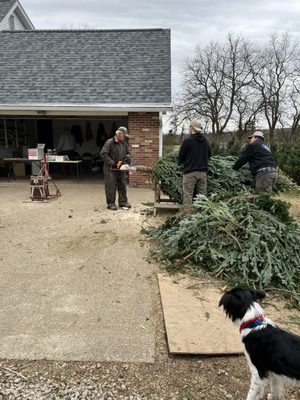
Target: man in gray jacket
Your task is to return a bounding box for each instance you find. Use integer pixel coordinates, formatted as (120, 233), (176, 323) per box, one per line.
(100, 127), (131, 210)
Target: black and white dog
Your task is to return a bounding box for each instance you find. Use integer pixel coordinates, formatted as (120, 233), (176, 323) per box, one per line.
(219, 288), (300, 400)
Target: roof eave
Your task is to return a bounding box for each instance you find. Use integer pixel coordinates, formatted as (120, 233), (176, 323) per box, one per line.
(0, 1), (35, 30)
(0, 103), (173, 116)
(14, 1), (35, 30)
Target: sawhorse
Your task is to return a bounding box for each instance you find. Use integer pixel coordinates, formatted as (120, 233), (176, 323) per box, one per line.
(153, 181), (181, 216)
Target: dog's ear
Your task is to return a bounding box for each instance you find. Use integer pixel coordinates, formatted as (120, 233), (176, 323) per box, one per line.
(218, 293), (228, 308)
(219, 289), (239, 310)
(218, 292), (239, 321)
(251, 289), (266, 302)
(219, 289), (255, 321)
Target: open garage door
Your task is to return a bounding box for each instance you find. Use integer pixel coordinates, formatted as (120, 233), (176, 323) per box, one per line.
(0, 116), (128, 180)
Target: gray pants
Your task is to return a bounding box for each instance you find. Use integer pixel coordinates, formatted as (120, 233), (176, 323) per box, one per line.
(182, 171), (207, 205)
(103, 165), (128, 206)
(255, 172), (278, 194)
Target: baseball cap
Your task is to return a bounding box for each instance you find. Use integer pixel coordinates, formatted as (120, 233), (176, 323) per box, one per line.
(117, 126), (129, 137)
(189, 119), (203, 132)
(248, 130), (264, 140)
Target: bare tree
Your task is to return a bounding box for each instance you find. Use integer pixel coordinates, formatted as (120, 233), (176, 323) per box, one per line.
(181, 34), (253, 136)
(283, 71), (300, 142)
(59, 22), (95, 29)
(233, 88), (263, 140)
(176, 31), (300, 144)
(249, 33), (298, 143)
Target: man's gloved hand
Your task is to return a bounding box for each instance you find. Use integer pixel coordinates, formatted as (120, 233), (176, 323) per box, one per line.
(111, 161), (124, 170)
(123, 155), (131, 165)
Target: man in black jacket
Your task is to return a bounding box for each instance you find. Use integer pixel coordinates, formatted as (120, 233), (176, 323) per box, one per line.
(178, 119), (211, 205)
(233, 131), (277, 194)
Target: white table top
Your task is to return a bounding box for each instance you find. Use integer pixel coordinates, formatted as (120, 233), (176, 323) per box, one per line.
(2, 158), (82, 164)
(46, 160), (82, 164)
(3, 158), (40, 162)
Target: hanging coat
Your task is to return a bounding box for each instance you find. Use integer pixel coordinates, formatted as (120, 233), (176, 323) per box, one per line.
(71, 124), (83, 146)
(110, 121), (117, 138)
(86, 121), (93, 141)
(96, 122), (107, 148)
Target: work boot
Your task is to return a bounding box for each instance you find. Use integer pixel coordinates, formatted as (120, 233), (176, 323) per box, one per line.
(119, 203), (131, 209)
(107, 204), (117, 210)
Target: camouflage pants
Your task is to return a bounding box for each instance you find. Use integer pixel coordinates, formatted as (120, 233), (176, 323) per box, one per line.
(255, 172), (278, 194)
(103, 166), (128, 206)
(182, 171), (207, 205)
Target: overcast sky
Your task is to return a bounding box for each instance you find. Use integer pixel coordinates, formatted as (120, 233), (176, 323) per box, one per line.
(22, 0), (300, 98)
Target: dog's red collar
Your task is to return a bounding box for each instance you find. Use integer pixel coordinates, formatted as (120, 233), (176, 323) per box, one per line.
(240, 315), (264, 333)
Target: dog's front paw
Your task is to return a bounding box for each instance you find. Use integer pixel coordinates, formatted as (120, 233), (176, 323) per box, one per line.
(267, 394), (272, 400)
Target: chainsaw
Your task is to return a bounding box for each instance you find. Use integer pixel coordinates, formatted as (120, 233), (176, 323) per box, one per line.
(111, 161), (136, 171)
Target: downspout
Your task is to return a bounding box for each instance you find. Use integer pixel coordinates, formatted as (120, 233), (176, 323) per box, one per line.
(159, 112), (163, 157)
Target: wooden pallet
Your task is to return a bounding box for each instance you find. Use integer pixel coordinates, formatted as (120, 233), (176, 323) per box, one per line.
(153, 181), (180, 216)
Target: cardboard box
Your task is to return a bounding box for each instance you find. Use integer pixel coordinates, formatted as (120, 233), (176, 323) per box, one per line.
(28, 148), (44, 160)
(46, 155), (56, 161)
(14, 163), (25, 176)
(55, 155), (69, 161)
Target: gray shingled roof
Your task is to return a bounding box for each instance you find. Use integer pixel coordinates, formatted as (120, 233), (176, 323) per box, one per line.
(0, 29), (171, 106)
(0, 0), (16, 22)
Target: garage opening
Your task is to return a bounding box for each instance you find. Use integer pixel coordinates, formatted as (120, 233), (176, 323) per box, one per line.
(0, 116), (128, 180)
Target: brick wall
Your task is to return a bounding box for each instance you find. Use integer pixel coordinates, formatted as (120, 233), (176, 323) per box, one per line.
(128, 112), (160, 187)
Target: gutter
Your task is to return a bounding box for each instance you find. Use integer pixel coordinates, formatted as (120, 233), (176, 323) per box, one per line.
(0, 103), (173, 116)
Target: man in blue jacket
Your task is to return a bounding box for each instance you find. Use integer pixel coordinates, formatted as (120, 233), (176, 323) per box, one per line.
(233, 130), (278, 194)
(178, 119), (211, 205)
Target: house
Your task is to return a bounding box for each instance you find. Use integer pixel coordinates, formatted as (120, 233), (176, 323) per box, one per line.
(0, 28), (172, 186)
(0, 0), (34, 31)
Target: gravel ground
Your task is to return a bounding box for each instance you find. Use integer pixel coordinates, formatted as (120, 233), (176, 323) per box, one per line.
(0, 270), (299, 400)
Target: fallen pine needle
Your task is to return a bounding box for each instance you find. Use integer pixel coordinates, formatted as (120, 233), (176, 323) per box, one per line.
(187, 283), (199, 289)
(140, 324), (149, 332)
(0, 366), (27, 381)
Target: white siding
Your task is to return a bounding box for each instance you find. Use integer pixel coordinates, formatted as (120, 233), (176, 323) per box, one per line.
(0, 14), (11, 30)
(13, 12), (26, 30)
(0, 11), (27, 30)
(0, 2), (34, 31)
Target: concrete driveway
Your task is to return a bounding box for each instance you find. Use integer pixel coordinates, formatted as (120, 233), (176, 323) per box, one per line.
(0, 180), (155, 363)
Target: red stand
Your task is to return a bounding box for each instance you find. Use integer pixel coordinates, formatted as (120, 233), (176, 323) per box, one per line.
(30, 155), (61, 201)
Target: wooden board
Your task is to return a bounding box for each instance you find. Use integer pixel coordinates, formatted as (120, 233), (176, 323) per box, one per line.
(157, 274), (244, 355)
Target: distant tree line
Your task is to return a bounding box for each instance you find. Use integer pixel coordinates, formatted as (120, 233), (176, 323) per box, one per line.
(172, 32), (300, 144)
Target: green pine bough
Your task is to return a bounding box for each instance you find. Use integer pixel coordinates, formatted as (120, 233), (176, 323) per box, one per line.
(148, 194), (300, 308)
(148, 152), (299, 307)
(149, 153), (298, 204)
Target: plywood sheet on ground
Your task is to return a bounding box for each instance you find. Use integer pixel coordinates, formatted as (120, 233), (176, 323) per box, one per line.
(158, 274), (244, 355)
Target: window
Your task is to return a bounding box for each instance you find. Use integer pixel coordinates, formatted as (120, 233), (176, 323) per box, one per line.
(9, 15), (15, 31)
